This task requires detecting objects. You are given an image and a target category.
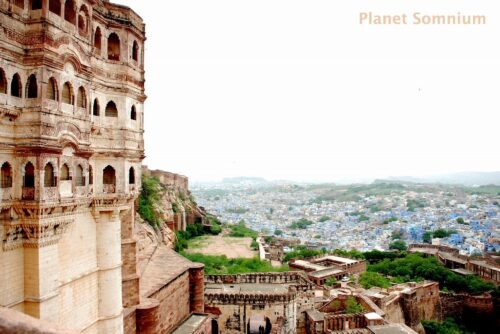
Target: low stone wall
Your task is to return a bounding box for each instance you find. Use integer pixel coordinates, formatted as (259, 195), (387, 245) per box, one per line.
(205, 272), (315, 289)
(440, 291), (497, 333)
(142, 167), (188, 191)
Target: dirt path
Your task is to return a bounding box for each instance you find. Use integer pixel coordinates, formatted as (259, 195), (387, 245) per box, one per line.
(186, 234), (256, 258)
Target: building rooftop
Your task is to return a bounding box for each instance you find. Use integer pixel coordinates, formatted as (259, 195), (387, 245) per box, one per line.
(308, 267), (345, 278)
(315, 255), (359, 265)
(140, 246), (203, 298)
(292, 260), (326, 271)
(306, 309), (325, 322)
(451, 268), (476, 276)
(172, 314), (208, 334)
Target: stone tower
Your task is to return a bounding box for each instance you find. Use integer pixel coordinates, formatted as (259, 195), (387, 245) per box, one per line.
(0, 1), (146, 333)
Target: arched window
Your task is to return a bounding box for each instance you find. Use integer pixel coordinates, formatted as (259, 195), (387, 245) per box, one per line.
(93, 98), (100, 116)
(64, 0), (76, 25)
(130, 105), (137, 120)
(23, 162), (35, 188)
(0, 68), (6, 94)
(49, 0), (61, 16)
(107, 33), (121, 61)
(75, 165), (84, 186)
(44, 163), (56, 187)
(62, 82), (73, 104)
(11, 73), (22, 98)
(89, 165), (93, 185)
(47, 77), (58, 100)
(77, 86), (86, 108)
(1, 162), (12, 188)
(105, 101), (118, 117)
(132, 41), (139, 62)
(14, 0), (24, 9)
(31, 0), (42, 10)
(27, 74), (38, 98)
(94, 27), (102, 54)
(60, 163), (70, 181)
(128, 167), (135, 184)
(78, 6), (89, 35)
(103, 166), (116, 193)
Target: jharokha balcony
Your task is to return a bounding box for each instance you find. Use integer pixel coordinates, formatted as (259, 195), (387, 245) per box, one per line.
(103, 184), (116, 194)
(22, 187), (35, 200)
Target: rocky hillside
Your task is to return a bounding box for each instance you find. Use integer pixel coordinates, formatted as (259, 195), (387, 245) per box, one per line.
(135, 168), (206, 255)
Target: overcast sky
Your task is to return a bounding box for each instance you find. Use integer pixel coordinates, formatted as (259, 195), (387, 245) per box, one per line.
(116, 0), (500, 182)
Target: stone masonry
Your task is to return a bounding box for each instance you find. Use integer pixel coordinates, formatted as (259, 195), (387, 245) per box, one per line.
(0, 0), (145, 333)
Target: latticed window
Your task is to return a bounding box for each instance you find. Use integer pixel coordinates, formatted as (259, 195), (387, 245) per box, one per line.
(1, 162), (12, 188)
(62, 82), (73, 104)
(60, 164), (70, 181)
(47, 77), (58, 100)
(105, 101), (118, 117)
(108, 33), (121, 61)
(44, 163), (56, 187)
(77, 86), (86, 108)
(75, 165), (85, 186)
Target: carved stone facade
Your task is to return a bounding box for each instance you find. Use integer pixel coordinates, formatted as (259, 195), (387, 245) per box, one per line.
(0, 1), (145, 333)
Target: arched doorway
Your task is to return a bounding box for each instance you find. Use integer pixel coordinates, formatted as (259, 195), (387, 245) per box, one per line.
(211, 319), (219, 334)
(248, 315), (271, 334)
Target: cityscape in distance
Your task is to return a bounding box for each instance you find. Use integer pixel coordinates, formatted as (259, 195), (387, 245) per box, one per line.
(193, 172), (500, 256)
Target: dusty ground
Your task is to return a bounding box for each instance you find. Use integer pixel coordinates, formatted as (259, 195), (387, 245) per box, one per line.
(186, 234), (257, 258)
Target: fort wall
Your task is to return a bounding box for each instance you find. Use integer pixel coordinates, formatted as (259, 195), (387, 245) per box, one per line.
(0, 0), (146, 332)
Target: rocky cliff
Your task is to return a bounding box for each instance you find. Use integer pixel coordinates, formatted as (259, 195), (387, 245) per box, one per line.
(136, 167), (206, 258)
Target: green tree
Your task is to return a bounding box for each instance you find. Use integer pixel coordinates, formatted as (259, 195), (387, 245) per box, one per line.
(423, 231), (433, 243)
(422, 318), (471, 334)
(389, 240), (407, 251)
(456, 217), (465, 224)
(324, 277), (337, 287)
(209, 223), (222, 235)
(274, 229), (283, 236)
(345, 296), (363, 314)
(289, 218), (314, 229)
(359, 272), (390, 289)
(433, 229), (456, 239)
(318, 215), (330, 222)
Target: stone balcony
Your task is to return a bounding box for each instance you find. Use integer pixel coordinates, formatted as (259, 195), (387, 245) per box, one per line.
(103, 184), (116, 194)
(22, 187), (35, 200)
(0, 187), (13, 201)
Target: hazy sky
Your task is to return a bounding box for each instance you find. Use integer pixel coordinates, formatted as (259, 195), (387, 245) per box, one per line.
(116, 0), (500, 182)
